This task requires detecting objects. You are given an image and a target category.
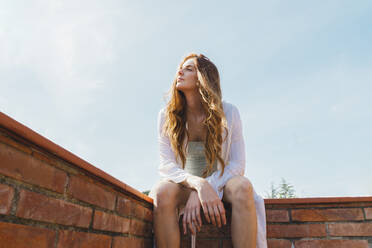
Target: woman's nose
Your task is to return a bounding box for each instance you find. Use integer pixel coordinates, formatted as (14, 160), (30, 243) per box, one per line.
(178, 69), (183, 75)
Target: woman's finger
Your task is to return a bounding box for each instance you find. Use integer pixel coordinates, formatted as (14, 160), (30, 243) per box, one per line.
(202, 202), (211, 223)
(195, 206), (202, 228)
(187, 210), (194, 235)
(191, 210), (198, 233)
(208, 204), (216, 226)
(213, 205), (221, 227)
(183, 212), (187, 235)
(218, 202), (227, 225)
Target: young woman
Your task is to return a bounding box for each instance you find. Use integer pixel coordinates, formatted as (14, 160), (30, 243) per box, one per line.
(149, 53), (267, 248)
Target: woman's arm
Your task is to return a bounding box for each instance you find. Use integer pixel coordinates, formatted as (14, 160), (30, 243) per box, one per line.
(204, 104), (246, 199)
(157, 108), (194, 183)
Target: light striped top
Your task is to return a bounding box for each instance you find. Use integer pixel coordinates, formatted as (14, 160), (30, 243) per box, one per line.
(184, 141), (217, 178)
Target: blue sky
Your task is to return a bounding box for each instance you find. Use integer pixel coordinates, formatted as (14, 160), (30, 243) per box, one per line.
(1, 0), (371, 198)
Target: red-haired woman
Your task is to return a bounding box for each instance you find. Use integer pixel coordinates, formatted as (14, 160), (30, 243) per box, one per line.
(149, 53), (267, 248)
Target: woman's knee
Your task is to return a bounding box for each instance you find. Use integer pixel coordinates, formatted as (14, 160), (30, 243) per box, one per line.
(151, 180), (181, 210)
(230, 177), (254, 204)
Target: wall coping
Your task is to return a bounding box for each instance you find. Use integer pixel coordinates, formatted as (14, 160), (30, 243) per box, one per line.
(0, 111), (153, 204)
(265, 196), (372, 204)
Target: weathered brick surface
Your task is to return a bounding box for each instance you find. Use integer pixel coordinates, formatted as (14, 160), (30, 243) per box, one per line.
(329, 223), (372, 236)
(266, 210), (289, 222)
(267, 239), (292, 248)
(222, 239), (233, 248)
(0, 184), (14, 214)
(93, 210), (130, 233)
(68, 175), (116, 210)
(0, 221), (56, 248)
(143, 206), (153, 222)
(116, 196), (134, 216)
(0, 134), (32, 155)
(32, 150), (59, 168)
(130, 219), (152, 237)
(365, 207), (372, 220)
(189, 223), (230, 238)
(267, 224), (326, 238)
(181, 238), (190, 248)
(196, 239), (220, 247)
(0, 142), (66, 193)
(16, 189), (92, 227)
(134, 203), (146, 219)
(294, 239), (368, 248)
(113, 236), (150, 248)
(57, 230), (111, 248)
(292, 208), (364, 222)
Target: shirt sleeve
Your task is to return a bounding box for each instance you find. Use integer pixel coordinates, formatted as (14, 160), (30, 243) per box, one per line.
(205, 105), (246, 200)
(157, 108), (193, 183)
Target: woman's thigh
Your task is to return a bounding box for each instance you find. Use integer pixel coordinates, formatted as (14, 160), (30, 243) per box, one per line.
(149, 179), (194, 208)
(222, 175), (254, 204)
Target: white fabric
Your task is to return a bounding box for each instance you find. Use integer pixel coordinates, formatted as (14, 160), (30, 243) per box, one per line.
(153, 100), (268, 248)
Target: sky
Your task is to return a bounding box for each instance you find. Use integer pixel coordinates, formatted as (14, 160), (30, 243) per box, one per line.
(1, 0), (371, 198)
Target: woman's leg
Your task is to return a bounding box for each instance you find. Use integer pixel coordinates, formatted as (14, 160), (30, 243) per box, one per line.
(149, 180), (192, 248)
(222, 175), (257, 248)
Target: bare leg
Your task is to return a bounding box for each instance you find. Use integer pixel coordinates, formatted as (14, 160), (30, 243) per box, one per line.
(149, 180), (192, 248)
(223, 176), (257, 248)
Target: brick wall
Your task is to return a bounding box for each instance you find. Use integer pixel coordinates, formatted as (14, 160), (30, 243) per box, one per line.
(1, 111), (371, 248)
(0, 112), (153, 248)
(178, 196), (372, 248)
(265, 197), (372, 248)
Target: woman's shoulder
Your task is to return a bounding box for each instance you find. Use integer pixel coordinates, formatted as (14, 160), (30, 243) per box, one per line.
(222, 99), (239, 116)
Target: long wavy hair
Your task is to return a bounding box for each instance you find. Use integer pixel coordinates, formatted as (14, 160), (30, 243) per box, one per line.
(161, 53), (229, 178)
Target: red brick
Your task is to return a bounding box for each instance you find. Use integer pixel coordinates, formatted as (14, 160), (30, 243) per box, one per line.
(292, 208), (364, 222)
(0, 184), (14, 214)
(266, 202), (372, 209)
(0, 134), (32, 155)
(196, 239), (220, 247)
(365, 207), (372, 220)
(143, 238), (153, 248)
(133, 203), (145, 219)
(222, 239), (233, 248)
(0, 142), (66, 193)
(0, 221), (55, 248)
(189, 223), (230, 238)
(32, 150), (58, 168)
(68, 175), (116, 210)
(181, 238), (190, 248)
(130, 219), (152, 237)
(267, 239), (292, 248)
(294, 239), (368, 248)
(143, 207), (153, 222)
(116, 196), (134, 216)
(266, 210), (289, 222)
(57, 230), (111, 248)
(112, 236), (146, 248)
(93, 210), (130, 233)
(267, 224), (326, 238)
(16, 189), (92, 227)
(329, 223), (372, 236)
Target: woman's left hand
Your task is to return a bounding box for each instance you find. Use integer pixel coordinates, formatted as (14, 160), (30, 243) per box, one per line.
(183, 190), (202, 235)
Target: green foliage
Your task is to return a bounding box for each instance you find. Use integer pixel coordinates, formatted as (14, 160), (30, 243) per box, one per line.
(142, 190), (150, 196)
(265, 177), (297, 199)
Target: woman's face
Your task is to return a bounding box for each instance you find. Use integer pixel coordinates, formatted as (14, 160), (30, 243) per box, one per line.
(176, 58), (199, 92)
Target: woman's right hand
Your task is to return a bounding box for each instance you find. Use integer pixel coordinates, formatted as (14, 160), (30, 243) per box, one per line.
(197, 180), (226, 228)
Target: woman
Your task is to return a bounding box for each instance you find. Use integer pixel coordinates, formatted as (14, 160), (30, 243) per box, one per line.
(149, 53), (267, 248)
